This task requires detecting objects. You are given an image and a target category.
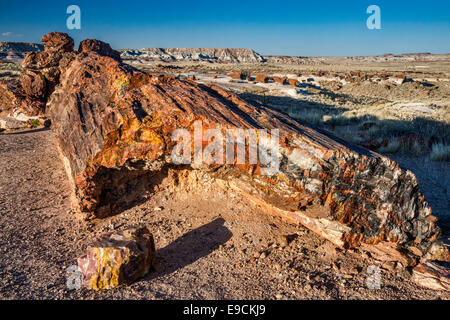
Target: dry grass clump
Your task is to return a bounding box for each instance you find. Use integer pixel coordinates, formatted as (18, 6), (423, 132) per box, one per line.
(278, 103), (448, 159)
(0, 61), (22, 82)
(430, 143), (450, 161)
(378, 139), (424, 157)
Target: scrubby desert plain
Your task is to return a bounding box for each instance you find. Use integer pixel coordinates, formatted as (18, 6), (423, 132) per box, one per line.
(0, 45), (449, 299)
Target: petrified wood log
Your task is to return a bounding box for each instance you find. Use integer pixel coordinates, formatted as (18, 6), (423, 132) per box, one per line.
(273, 76), (287, 85)
(255, 74), (269, 83)
(78, 39), (122, 62)
(0, 33), (428, 280)
(45, 47), (449, 267)
(0, 32), (75, 116)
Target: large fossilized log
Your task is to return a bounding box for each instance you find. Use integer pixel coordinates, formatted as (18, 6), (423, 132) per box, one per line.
(0, 33), (121, 117)
(3, 32), (76, 116)
(7, 33), (448, 275)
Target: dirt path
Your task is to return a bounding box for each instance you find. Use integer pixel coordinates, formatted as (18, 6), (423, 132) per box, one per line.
(0, 129), (448, 299)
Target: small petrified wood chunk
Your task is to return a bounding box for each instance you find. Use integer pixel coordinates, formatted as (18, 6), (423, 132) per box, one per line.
(255, 74), (269, 83)
(273, 76), (287, 85)
(77, 227), (155, 290)
(230, 71), (243, 80)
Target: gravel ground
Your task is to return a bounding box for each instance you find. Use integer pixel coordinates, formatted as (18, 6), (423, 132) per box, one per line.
(0, 128), (448, 300)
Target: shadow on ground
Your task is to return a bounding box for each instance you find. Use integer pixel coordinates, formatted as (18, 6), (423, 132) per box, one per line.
(142, 217), (232, 280)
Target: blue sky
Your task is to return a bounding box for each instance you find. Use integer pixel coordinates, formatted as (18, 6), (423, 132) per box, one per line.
(0, 0), (449, 56)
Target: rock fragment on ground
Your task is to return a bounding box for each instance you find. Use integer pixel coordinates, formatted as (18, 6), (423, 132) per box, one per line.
(0, 116), (25, 130)
(412, 261), (450, 291)
(77, 227), (155, 290)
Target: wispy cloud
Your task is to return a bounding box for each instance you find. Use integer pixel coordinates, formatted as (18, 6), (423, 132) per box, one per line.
(1, 32), (23, 37)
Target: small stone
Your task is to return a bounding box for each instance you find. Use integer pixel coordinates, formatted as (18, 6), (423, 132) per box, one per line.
(275, 293), (283, 299)
(154, 206), (163, 211)
(384, 261), (397, 271)
(332, 262), (340, 271)
(0, 117), (25, 130)
(348, 266), (362, 274)
(277, 235), (289, 247)
(398, 267), (412, 280)
(260, 252), (267, 259)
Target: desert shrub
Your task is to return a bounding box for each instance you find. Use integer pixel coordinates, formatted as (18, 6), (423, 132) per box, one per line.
(430, 143), (450, 161)
(378, 136), (426, 157)
(377, 120), (413, 137)
(364, 125), (380, 140)
(321, 111), (375, 127)
(334, 126), (364, 144)
(288, 107), (323, 126)
(405, 140), (424, 157)
(377, 139), (401, 154)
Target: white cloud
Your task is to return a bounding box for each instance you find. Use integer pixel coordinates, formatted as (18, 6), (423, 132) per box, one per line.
(1, 32), (23, 37)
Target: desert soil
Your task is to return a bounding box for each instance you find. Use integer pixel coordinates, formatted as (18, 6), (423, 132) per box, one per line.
(0, 128), (449, 300)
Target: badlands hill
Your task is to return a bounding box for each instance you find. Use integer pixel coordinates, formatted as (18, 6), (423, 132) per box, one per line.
(119, 47), (265, 63)
(0, 42), (44, 62)
(1, 41), (448, 64)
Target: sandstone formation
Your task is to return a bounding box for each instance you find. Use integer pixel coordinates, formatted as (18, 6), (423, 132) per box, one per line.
(4, 32), (450, 290)
(78, 227), (155, 289)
